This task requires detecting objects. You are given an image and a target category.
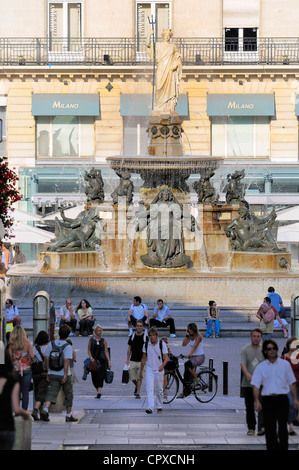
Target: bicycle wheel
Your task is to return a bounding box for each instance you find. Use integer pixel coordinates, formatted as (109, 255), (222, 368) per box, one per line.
(194, 370), (217, 403)
(163, 372), (179, 404)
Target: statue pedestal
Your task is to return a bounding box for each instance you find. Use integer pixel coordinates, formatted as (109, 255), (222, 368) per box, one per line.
(230, 252), (291, 273)
(148, 111), (183, 157)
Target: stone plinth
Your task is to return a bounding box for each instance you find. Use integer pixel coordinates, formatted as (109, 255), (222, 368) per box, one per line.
(230, 252), (292, 273)
(38, 251), (106, 273)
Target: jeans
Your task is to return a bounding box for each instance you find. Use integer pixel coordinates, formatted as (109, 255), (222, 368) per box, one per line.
(206, 319), (220, 337)
(16, 369), (32, 410)
(145, 368), (164, 411)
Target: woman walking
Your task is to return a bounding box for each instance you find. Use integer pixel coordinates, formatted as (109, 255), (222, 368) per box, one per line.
(87, 325), (111, 398)
(7, 325), (34, 410)
(31, 330), (50, 421)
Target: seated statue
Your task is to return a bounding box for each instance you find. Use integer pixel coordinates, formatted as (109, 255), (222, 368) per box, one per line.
(84, 168), (104, 204)
(224, 206), (285, 253)
(111, 170), (134, 206)
(136, 188), (195, 268)
(193, 170), (219, 204)
(47, 207), (104, 252)
(225, 169), (248, 206)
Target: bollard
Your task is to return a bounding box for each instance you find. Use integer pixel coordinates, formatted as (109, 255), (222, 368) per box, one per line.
(33, 291), (50, 340)
(13, 415), (32, 450)
(223, 361), (228, 395)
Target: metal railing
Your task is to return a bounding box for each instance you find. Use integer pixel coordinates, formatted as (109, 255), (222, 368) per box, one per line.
(0, 37), (299, 66)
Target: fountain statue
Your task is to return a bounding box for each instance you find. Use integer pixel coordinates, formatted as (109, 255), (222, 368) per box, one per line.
(6, 29), (293, 308)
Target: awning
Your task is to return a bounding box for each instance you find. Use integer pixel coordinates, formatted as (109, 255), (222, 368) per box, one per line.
(207, 94), (275, 116)
(3, 222), (54, 244)
(277, 222), (299, 243)
(32, 94), (100, 116)
(277, 206), (299, 221)
(120, 94), (189, 117)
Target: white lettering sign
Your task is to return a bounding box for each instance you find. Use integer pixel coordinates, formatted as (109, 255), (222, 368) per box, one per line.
(52, 101), (79, 109)
(228, 101), (254, 110)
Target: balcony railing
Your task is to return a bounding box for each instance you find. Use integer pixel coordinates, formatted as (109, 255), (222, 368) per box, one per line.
(0, 37), (299, 66)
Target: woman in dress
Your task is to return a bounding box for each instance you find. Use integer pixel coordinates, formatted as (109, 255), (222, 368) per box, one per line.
(87, 325), (111, 398)
(206, 300), (222, 338)
(7, 325), (35, 410)
(178, 322), (205, 397)
(76, 299), (95, 336)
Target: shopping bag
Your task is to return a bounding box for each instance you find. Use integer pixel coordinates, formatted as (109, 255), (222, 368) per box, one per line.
(122, 367), (130, 384)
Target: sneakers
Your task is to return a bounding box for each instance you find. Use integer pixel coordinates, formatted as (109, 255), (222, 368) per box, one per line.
(170, 334), (176, 338)
(40, 411), (50, 422)
(157, 408), (163, 413)
(135, 394), (141, 399)
(65, 415), (78, 422)
(145, 408), (153, 414)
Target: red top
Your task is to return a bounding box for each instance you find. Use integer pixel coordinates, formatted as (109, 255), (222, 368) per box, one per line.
(281, 354), (299, 383)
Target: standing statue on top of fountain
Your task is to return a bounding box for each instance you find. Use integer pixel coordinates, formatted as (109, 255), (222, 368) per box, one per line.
(146, 29), (182, 112)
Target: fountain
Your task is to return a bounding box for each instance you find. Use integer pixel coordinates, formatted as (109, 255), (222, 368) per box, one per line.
(7, 29), (295, 308)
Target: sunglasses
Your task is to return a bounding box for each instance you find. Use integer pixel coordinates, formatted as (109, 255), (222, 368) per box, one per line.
(266, 347), (277, 351)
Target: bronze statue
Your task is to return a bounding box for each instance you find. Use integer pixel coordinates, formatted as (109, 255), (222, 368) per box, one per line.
(137, 188), (195, 268)
(84, 168), (104, 204)
(193, 170), (219, 204)
(111, 170), (134, 206)
(47, 207), (103, 252)
(225, 169), (248, 206)
(224, 206), (285, 252)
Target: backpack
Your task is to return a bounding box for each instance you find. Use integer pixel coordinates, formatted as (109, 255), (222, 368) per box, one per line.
(48, 341), (68, 371)
(131, 332), (148, 343)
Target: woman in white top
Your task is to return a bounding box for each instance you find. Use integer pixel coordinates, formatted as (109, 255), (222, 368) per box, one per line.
(180, 323), (205, 394)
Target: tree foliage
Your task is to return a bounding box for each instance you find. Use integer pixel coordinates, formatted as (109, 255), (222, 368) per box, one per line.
(0, 156), (22, 241)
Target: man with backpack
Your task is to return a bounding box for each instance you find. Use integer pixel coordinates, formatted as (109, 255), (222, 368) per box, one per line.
(126, 320), (148, 399)
(43, 324), (78, 422)
(139, 327), (168, 414)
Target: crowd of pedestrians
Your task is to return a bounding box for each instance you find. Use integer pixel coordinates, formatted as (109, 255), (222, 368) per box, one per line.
(1, 286), (297, 451)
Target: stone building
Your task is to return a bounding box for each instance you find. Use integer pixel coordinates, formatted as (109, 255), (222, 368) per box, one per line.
(1, 0), (299, 253)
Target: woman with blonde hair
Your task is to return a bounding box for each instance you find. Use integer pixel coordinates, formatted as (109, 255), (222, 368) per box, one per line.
(87, 325), (111, 398)
(178, 322), (205, 397)
(7, 325), (34, 410)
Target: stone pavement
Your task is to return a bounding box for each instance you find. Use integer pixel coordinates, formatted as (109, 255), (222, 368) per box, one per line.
(25, 335), (299, 451)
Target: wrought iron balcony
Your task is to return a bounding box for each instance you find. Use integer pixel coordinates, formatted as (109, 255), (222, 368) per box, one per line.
(0, 37), (298, 67)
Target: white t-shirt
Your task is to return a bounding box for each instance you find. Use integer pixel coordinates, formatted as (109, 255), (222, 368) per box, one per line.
(129, 303), (148, 320)
(251, 358), (295, 395)
(45, 340), (73, 376)
(154, 305), (171, 322)
(143, 340), (168, 371)
(60, 306), (72, 321)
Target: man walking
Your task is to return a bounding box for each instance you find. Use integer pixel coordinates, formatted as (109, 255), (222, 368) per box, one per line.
(43, 324), (78, 423)
(126, 320), (148, 398)
(140, 327), (168, 414)
(251, 339), (299, 450)
(127, 296), (149, 336)
(149, 299), (176, 337)
(240, 328), (264, 436)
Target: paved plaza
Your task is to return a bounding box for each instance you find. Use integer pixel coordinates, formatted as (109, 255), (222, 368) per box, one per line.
(25, 334), (299, 452)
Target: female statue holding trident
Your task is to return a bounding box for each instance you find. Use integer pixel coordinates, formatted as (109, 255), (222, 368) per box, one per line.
(146, 28), (182, 112)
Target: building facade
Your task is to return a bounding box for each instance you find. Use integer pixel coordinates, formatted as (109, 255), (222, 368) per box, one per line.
(1, 0), (299, 219)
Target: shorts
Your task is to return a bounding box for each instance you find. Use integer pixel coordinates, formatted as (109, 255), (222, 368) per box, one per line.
(129, 361), (142, 381)
(45, 374), (73, 408)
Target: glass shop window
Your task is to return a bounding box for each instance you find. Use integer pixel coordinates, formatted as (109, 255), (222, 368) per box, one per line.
(36, 116), (94, 157)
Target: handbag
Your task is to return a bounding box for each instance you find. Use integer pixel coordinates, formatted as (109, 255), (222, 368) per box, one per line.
(31, 346), (45, 376)
(122, 366), (130, 384)
(105, 369), (114, 384)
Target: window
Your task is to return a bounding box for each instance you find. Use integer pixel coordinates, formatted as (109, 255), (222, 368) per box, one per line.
(36, 116), (94, 157)
(0, 105), (7, 156)
(48, 1), (83, 52)
(123, 117), (149, 156)
(136, 1), (171, 53)
(211, 116), (270, 158)
(224, 28), (257, 52)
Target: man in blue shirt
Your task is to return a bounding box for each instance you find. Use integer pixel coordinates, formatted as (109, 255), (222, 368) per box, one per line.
(267, 287), (286, 318)
(127, 296), (149, 336)
(149, 299), (176, 337)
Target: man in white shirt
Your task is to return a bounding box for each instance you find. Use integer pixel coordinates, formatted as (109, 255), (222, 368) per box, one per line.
(251, 339), (299, 450)
(59, 298), (77, 336)
(127, 296), (149, 336)
(140, 327), (168, 414)
(5, 298), (21, 326)
(149, 299), (176, 338)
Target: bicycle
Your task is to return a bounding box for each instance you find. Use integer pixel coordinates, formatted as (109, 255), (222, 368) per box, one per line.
(163, 354), (218, 404)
